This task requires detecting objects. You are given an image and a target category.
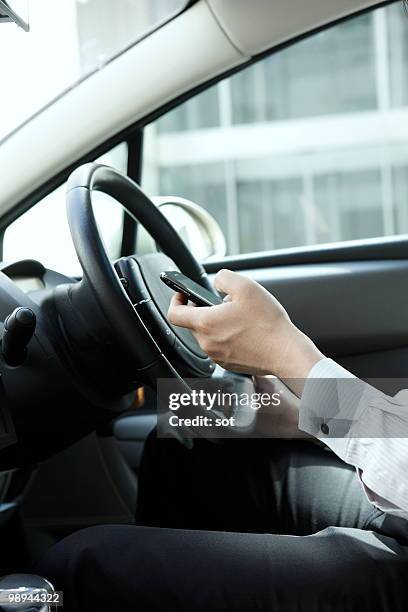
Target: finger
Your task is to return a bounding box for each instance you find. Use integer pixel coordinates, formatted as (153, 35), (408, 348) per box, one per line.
(167, 294), (204, 329)
(170, 291), (200, 308)
(214, 269), (249, 298)
(172, 291), (188, 306)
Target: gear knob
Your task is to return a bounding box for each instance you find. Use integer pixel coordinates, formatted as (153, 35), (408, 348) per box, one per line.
(0, 573), (55, 611)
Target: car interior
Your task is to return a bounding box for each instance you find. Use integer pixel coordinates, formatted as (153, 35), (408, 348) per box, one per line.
(0, 0), (407, 596)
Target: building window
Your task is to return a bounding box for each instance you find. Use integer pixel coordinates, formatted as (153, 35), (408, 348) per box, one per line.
(143, 2), (408, 259)
(230, 13), (377, 124)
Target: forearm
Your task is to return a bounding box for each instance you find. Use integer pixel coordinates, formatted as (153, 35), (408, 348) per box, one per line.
(272, 325), (325, 397)
(254, 375), (314, 439)
(269, 400), (313, 439)
(252, 325), (325, 439)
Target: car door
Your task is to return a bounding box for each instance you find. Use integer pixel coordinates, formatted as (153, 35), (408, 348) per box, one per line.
(113, 0), (408, 474)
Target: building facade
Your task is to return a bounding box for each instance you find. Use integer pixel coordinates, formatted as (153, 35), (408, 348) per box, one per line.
(143, 3), (408, 256)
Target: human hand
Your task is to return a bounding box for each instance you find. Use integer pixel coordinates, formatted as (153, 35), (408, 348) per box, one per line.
(167, 269), (323, 382)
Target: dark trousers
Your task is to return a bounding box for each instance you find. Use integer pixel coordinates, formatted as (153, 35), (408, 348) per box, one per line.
(38, 434), (408, 611)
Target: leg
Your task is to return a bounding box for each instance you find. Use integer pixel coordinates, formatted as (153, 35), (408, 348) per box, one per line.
(37, 435), (408, 610)
(137, 433), (378, 535)
(37, 522), (408, 612)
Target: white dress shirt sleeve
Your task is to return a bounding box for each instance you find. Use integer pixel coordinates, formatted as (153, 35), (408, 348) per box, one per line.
(299, 358), (408, 519)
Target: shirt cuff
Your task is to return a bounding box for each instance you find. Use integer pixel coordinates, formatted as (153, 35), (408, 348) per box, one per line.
(299, 359), (408, 517)
(299, 358), (382, 448)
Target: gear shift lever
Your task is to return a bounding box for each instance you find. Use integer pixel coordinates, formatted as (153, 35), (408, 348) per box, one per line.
(0, 573), (56, 611)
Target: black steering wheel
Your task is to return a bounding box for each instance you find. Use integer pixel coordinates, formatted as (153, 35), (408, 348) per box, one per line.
(65, 162), (217, 390)
(61, 163), (257, 437)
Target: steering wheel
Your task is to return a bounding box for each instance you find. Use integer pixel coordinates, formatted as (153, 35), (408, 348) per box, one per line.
(62, 163), (256, 435)
(64, 162), (218, 385)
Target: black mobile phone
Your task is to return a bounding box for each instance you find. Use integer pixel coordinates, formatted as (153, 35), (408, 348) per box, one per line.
(160, 270), (223, 307)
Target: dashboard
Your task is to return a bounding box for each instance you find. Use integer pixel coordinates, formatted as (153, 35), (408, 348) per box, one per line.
(11, 276), (45, 293)
(0, 256), (138, 470)
(0, 258), (75, 458)
(0, 258), (75, 296)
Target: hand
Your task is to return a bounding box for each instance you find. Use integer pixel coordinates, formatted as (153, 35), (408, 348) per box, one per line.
(167, 269), (323, 383)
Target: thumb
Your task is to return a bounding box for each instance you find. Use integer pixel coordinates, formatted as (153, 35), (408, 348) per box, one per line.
(167, 293), (202, 330)
(214, 269), (249, 298)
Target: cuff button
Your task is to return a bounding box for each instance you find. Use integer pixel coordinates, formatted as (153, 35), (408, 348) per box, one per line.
(320, 423), (329, 435)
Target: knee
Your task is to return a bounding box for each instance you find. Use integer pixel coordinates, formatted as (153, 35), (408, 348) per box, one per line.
(37, 525), (153, 612)
(37, 526), (127, 591)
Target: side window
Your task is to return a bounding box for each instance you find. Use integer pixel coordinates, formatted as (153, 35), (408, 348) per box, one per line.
(142, 3), (408, 256)
(3, 143), (128, 276)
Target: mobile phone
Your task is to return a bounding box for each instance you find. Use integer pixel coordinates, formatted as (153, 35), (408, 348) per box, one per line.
(160, 270), (223, 307)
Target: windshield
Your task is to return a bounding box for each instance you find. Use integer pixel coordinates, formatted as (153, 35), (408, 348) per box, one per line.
(0, 0), (186, 141)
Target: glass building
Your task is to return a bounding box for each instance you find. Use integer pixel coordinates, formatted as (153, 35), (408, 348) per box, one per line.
(142, 3), (408, 256)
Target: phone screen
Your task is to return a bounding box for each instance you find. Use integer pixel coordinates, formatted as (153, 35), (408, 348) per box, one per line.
(160, 271), (223, 307)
